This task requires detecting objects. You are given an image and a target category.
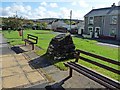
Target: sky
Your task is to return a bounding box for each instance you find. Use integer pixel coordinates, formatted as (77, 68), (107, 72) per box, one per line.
(1, 0), (120, 20)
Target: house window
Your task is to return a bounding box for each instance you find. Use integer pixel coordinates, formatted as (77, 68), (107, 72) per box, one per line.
(89, 17), (94, 24)
(110, 28), (116, 37)
(111, 15), (117, 24)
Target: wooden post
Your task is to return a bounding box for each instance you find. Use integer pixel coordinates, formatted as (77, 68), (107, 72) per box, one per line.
(75, 51), (80, 62)
(32, 44), (34, 50)
(25, 41), (26, 46)
(69, 67), (72, 77)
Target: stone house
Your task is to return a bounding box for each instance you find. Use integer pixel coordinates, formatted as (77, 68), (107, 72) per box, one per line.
(51, 19), (67, 31)
(84, 3), (120, 40)
(50, 19), (84, 34)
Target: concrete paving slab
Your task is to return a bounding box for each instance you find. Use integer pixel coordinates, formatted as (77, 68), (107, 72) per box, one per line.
(26, 71), (45, 84)
(21, 65), (34, 73)
(19, 45), (31, 51)
(0, 43), (9, 48)
(0, 54), (12, 58)
(1, 47), (15, 55)
(24, 51), (39, 60)
(62, 71), (105, 88)
(0, 61), (1, 69)
(2, 58), (18, 68)
(0, 57), (2, 62)
(43, 65), (60, 74)
(0, 77), (2, 89)
(1, 55), (15, 61)
(2, 74), (30, 88)
(0, 69), (1, 75)
(2, 66), (24, 77)
(17, 59), (28, 66)
(14, 54), (26, 60)
(20, 44), (41, 51)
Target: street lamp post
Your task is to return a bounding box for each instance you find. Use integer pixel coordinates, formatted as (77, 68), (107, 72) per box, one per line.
(70, 10), (72, 31)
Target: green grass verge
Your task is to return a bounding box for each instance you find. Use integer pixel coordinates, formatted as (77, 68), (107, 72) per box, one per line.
(2, 29), (119, 81)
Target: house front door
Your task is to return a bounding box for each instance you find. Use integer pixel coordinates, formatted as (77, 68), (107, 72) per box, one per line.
(78, 28), (83, 35)
(88, 27), (93, 38)
(95, 27), (100, 38)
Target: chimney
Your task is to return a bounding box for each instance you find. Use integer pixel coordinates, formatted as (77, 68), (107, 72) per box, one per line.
(118, 1), (120, 6)
(111, 3), (116, 7)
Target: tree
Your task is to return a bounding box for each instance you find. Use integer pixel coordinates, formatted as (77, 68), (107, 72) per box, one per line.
(27, 20), (34, 29)
(2, 16), (24, 30)
(41, 22), (48, 29)
(64, 20), (75, 25)
(36, 22), (42, 29)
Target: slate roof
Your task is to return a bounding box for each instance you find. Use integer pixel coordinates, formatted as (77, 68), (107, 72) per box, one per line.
(85, 6), (120, 17)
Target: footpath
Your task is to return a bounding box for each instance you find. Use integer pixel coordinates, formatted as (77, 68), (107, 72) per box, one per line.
(0, 34), (48, 89)
(0, 33), (105, 89)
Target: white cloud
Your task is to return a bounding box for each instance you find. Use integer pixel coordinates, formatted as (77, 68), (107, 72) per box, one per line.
(47, 11), (60, 18)
(0, 7), (2, 15)
(1, 2), (86, 19)
(34, 7), (46, 18)
(2, 6), (13, 16)
(71, 2), (77, 6)
(78, 0), (89, 8)
(1, 3), (33, 18)
(25, 6), (31, 11)
(40, 2), (47, 7)
(107, 0), (120, 5)
(60, 7), (71, 19)
(49, 3), (58, 8)
(27, 12), (32, 16)
(94, 4), (108, 9)
(71, 0), (90, 8)
(38, 6), (46, 11)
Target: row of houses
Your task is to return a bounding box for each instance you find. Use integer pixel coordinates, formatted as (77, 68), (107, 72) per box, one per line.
(34, 18), (84, 34)
(47, 19), (84, 34)
(84, 3), (120, 40)
(35, 3), (120, 40)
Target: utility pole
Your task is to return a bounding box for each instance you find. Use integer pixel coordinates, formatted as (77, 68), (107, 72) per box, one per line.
(16, 11), (18, 17)
(16, 11), (24, 41)
(70, 10), (72, 31)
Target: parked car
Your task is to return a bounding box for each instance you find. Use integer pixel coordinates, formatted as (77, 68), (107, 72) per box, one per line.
(69, 28), (78, 34)
(54, 27), (68, 33)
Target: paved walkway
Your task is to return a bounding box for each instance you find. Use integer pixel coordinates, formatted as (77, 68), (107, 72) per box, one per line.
(0, 34), (48, 88)
(28, 57), (105, 89)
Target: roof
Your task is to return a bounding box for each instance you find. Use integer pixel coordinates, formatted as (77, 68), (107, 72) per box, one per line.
(85, 6), (120, 17)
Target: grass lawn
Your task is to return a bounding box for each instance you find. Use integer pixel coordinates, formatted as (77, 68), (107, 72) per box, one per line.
(2, 29), (120, 81)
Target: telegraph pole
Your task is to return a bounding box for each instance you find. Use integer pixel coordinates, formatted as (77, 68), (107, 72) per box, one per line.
(16, 11), (24, 41)
(16, 11), (18, 17)
(70, 10), (72, 31)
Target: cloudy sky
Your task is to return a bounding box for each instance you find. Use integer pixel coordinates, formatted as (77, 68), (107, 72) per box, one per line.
(1, 0), (120, 20)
